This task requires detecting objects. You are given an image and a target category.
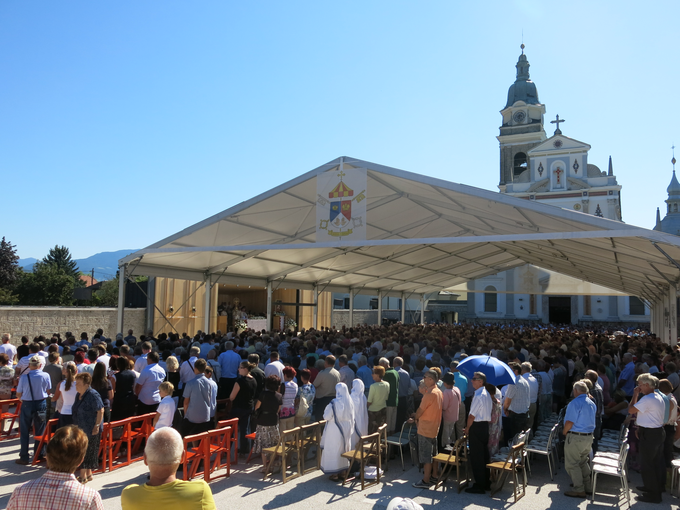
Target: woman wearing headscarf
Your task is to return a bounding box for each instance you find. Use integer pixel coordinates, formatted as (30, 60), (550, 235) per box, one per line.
(320, 382), (355, 481)
(350, 379), (368, 449)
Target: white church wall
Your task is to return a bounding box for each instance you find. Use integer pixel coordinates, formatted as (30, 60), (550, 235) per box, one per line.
(591, 296), (609, 320)
(474, 277), (506, 318)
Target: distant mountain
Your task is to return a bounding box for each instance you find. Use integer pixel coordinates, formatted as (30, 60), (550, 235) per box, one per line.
(18, 249), (138, 281)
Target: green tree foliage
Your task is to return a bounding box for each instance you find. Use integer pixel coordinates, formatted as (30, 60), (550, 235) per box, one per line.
(42, 245), (81, 282)
(95, 277), (120, 306)
(15, 262), (75, 306)
(0, 237), (20, 288)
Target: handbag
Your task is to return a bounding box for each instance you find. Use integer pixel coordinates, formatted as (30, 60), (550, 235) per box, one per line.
(26, 373), (47, 422)
(296, 394), (309, 418)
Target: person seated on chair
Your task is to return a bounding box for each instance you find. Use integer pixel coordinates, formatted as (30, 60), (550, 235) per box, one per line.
(8, 425), (104, 510)
(121, 427), (216, 510)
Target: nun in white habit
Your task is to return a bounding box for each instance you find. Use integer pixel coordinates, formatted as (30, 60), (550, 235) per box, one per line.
(350, 378), (368, 449)
(320, 382), (355, 480)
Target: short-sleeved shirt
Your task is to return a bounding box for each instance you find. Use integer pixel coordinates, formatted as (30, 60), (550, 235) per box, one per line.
(417, 386), (443, 438)
(634, 391), (665, 428)
(441, 386), (461, 423)
(0, 365), (15, 397)
(383, 368), (399, 407)
(156, 396), (176, 429)
(121, 479), (216, 510)
(183, 374), (213, 424)
(0, 343), (17, 362)
(453, 372), (468, 397)
(470, 386), (492, 422)
(218, 350), (241, 380)
(564, 393), (596, 433)
(618, 361), (636, 396)
(505, 375), (531, 413)
(313, 367), (341, 399)
(522, 373), (539, 403)
(17, 370), (51, 401)
(136, 363), (166, 405)
(367, 380), (390, 412)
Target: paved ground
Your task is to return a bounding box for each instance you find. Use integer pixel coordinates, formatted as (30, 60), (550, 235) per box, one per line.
(0, 434), (671, 509)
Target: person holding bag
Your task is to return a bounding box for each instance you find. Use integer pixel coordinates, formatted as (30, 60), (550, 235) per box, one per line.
(15, 356), (51, 465)
(295, 369), (315, 427)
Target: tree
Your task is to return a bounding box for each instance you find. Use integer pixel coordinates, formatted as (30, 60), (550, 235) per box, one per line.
(0, 237), (20, 288)
(95, 277), (120, 306)
(15, 262), (75, 306)
(42, 245), (80, 282)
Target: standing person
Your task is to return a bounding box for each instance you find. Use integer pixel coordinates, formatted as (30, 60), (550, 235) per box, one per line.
(628, 373), (666, 504)
(253, 375), (283, 472)
(584, 370), (604, 452)
(135, 351), (166, 415)
(463, 372), (492, 494)
(551, 359), (568, 412)
(367, 366), (390, 434)
(121, 427), (216, 510)
(91, 362), (113, 423)
(264, 351), (285, 381)
(320, 383), (354, 481)
(72, 373), (104, 484)
(356, 356), (373, 395)
(537, 360), (553, 423)
(618, 352), (636, 399)
(154, 382), (176, 429)
(0, 333), (17, 364)
(228, 361), (258, 455)
(279, 367), (298, 433)
(313, 355), (340, 421)
(53, 362), (78, 428)
(294, 369), (315, 427)
(410, 370), (443, 489)
(181, 359), (213, 437)
(394, 357), (411, 432)
(521, 362), (539, 430)
(486, 383), (502, 458)
(440, 372), (461, 448)
(7, 425), (104, 510)
(338, 355), (354, 388)
(562, 381), (596, 498)
(179, 346), (199, 391)
(133, 342), (152, 374)
(503, 363), (530, 444)
(350, 379), (368, 448)
(44, 352), (64, 415)
(112, 357), (137, 421)
(0, 353), (14, 431)
(203, 366), (218, 427)
(15, 356), (51, 465)
(381, 358), (399, 434)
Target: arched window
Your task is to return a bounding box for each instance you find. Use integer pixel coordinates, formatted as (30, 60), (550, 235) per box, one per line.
(484, 285), (497, 313)
(629, 296), (645, 316)
(513, 152), (528, 178)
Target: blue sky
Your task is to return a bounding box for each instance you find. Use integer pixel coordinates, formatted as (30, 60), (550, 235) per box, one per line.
(3, 1), (679, 260)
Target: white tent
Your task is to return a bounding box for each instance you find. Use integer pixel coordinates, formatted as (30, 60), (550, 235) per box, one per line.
(118, 157), (680, 342)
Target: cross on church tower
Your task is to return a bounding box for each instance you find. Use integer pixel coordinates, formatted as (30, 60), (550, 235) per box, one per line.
(551, 114), (565, 135)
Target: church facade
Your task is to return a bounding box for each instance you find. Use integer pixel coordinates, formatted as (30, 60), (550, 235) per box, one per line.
(466, 48), (649, 325)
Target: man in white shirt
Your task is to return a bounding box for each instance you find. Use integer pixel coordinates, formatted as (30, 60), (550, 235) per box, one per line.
(264, 351), (285, 381)
(464, 371), (493, 494)
(180, 346), (200, 389)
(628, 373), (667, 504)
(95, 345), (110, 371)
(521, 362), (539, 430)
(0, 334), (17, 364)
(133, 342), (152, 373)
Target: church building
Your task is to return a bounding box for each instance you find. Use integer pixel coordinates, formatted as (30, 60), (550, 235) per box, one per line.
(466, 46), (649, 325)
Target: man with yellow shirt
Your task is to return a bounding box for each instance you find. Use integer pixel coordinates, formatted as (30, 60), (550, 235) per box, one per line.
(121, 427), (215, 510)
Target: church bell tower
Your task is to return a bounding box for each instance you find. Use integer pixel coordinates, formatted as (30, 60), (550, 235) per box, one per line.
(498, 45), (547, 192)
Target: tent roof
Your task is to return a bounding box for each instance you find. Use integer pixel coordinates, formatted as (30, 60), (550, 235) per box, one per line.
(121, 157), (680, 301)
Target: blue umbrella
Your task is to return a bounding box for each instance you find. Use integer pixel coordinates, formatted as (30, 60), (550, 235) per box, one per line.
(456, 355), (516, 386)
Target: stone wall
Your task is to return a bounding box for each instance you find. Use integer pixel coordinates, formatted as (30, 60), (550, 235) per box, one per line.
(331, 309), (435, 328)
(0, 307), (146, 345)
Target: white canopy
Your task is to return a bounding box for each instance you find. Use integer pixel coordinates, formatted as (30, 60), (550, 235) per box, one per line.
(121, 156), (680, 306)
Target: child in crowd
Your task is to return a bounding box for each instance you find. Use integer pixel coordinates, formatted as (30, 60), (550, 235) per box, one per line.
(154, 381), (176, 429)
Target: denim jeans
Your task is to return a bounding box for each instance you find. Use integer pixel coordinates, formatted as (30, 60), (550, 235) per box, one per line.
(19, 399), (47, 461)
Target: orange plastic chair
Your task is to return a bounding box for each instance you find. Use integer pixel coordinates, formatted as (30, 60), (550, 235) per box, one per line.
(217, 418), (239, 464)
(32, 418), (59, 465)
(182, 431), (210, 481)
(0, 399), (22, 440)
(107, 413), (155, 471)
(245, 432), (257, 463)
(206, 426), (233, 481)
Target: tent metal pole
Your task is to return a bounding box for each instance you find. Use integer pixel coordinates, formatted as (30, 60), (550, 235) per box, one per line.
(349, 290), (354, 327)
(377, 290), (383, 327)
(266, 281), (273, 332)
(401, 292), (405, 323)
(420, 294), (425, 325)
(116, 264), (127, 334)
(312, 284), (318, 330)
(204, 275), (212, 333)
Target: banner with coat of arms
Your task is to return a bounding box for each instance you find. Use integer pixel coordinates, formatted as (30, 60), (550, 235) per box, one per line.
(316, 167), (367, 240)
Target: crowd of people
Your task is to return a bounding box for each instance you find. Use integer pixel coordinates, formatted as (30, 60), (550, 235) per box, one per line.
(3, 320), (680, 507)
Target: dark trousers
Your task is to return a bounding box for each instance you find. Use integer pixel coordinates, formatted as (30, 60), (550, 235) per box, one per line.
(19, 399), (46, 461)
(396, 398), (409, 433)
(505, 410), (527, 445)
(314, 396), (333, 422)
(592, 417), (602, 453)
(469, 421), (490, 489)
(663, 424), (675, 469)
(230, 407), (251, 454)
(218, 378), (237, 400)
(137, 402), (159, 416)
(181, 418), (212, 438)
(639, 426), (666, 500)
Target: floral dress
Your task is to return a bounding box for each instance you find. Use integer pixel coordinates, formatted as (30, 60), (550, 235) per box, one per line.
(296, 382), (316, 420)
(488, 390), (502, 458)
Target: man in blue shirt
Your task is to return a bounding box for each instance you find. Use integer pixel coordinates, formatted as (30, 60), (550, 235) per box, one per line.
(16, 356), (51, 464)
(356, 356), (374, 396)
(217, 341), (241, 399)
(182, 359), (214, 437)
(135, 351), (166, 415)
(617, 353), (636, 398)
(562, 381), (596, 498)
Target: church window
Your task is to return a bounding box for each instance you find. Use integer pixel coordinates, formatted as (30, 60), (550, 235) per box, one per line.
(484, 286), (498, 313)
(629, 296), (645, 316)
(584, 296), (592, 316)
(675, 204), (678, 213)
(513, 153), (528, 178)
